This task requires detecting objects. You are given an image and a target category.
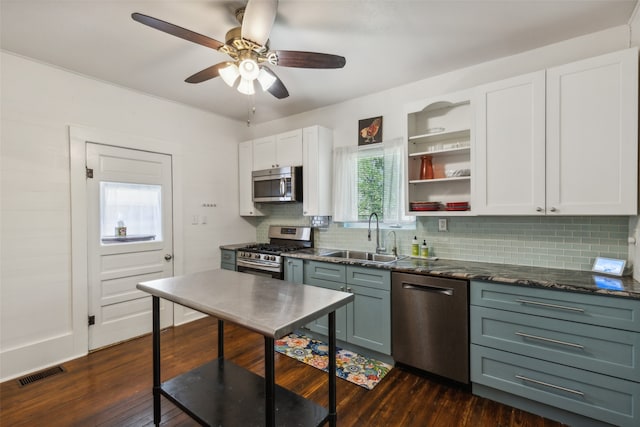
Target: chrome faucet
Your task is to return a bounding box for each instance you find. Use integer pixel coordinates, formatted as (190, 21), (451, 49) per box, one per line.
(386, 230), (398, 257)
(368, 212), (385, 254)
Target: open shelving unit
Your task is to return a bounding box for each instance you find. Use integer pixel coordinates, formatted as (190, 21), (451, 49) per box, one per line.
(405, 92), (473, 215)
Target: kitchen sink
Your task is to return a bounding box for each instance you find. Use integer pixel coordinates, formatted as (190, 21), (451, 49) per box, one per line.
(321, 250), (405, 263)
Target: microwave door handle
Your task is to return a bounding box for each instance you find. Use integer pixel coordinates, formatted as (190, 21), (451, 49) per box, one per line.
(280, 178), (286, 197)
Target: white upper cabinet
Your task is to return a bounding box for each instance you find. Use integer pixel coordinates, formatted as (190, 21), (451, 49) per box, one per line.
(238, 140), (264, 216)
(474, 71), (546, 214)
(252, 129), (303, 170)
(302, 125), (333, 216)
(546, 48), (638, 215)
(474, 47), (638, 215)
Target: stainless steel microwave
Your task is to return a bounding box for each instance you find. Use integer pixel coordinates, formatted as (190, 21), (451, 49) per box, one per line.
(252, 166), (303, 203)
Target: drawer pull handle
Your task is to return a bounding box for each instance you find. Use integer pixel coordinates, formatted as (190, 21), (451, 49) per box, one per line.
(515, 332), (584, 349)
(515, 374), (584, 397)
(515, 299), (584, 313)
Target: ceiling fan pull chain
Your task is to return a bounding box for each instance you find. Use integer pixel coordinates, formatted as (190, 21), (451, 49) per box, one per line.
(246, 102), (256, 127)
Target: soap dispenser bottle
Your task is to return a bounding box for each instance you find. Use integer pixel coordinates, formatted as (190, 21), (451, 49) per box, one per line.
(421, 240), (428, 258)
(411, 236), (419, 256)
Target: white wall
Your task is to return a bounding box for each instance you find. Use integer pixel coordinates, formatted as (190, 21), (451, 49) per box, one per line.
(0, 52), (255, 381)
(250, 25), (632, 142)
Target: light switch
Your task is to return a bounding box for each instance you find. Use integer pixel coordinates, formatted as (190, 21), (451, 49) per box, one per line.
(192, 215), (199, 225)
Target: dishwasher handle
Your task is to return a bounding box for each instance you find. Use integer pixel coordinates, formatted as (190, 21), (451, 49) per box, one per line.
(401, 282), (454, 296)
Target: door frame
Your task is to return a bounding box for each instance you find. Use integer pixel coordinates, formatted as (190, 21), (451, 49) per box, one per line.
(69, 125), (185, 354)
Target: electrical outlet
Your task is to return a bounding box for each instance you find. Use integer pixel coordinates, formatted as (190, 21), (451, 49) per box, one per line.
(438, 218), (448, 232)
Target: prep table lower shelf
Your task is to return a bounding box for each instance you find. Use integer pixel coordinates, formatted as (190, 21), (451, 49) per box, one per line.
(161, 358), (328, 426)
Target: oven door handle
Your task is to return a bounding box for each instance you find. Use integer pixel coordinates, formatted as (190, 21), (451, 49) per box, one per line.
(280, 178), (286, 197)
(237, 259), (279, 270)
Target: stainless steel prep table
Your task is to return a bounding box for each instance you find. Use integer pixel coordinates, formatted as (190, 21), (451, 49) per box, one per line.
(137, 268), (353, 427)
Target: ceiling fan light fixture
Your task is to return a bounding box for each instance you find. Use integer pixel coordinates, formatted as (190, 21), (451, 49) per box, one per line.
(219, 63), (240, 87)
(237, 77), (255, 95)
(238, 58), (260, 81)
(257, 68), (276, 91)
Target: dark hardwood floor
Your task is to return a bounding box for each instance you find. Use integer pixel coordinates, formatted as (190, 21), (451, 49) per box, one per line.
(0, 316), (565, 426)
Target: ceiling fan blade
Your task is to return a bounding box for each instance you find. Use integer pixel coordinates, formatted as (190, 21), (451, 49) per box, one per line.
(274, 50), (346, 69)
(241, 0), (278, 46)
(185, 62), (229, 84)
(260, 66), (289, 99)
(132, 12), (224, 51)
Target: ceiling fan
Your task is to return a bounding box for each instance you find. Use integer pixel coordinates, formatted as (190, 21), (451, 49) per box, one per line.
(132, 0), (346, 99)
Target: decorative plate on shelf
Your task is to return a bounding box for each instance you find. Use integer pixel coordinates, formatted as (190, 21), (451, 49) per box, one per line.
(445, 201), (469, 211)
(410, 201), (442, 211)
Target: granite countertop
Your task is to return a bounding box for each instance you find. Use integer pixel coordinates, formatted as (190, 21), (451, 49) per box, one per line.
(283, 248), (640, 300)
(138, 269), (353, 338)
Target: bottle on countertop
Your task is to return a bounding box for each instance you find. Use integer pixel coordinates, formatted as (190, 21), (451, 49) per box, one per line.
(411, 236), (419, 256)
(421, 240), (428, 258)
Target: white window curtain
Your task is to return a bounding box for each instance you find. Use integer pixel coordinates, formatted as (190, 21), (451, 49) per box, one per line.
(100, 182), (163, 240)
(382, 137), (412, 225)
(333, 138), (413, 225)
(333, 145), (359, 222)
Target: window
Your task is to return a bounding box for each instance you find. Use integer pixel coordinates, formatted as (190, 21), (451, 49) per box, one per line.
(334, 138), (414, 227)
(100, 182), (163, 243)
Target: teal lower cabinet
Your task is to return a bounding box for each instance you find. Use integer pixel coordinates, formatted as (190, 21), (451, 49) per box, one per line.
(284, 258), (304, 284)
(301, 260), (391, 355)
(220, 249), (236, 271)
(471, 280), (640, 427)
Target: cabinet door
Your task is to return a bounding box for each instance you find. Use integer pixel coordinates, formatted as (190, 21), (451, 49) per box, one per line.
(546, 48), (638, 215)
(303, 260), (347, 339)
(238, 141), (263, 216)
(284, 258), (303, 284)
(304, 276), (347, 340)
(252, 135), (277, 170)
(303, 126), (333, 216)
(346, 284), (391, 354)
(276, 129), (303, 167)
(474, 71), (546, 215)
(220, 249), (236, 271)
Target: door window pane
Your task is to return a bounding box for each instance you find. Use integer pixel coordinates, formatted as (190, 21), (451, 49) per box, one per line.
(100, 182), (162, 243)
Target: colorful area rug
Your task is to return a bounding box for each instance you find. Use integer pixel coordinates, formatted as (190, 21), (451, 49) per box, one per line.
(274, 332), (393, 390)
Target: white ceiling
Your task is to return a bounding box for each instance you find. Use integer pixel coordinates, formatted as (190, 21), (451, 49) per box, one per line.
(1, 0), (637, 124)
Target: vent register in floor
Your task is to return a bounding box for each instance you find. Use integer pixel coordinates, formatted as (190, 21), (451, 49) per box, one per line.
(275, 333), (392, 390)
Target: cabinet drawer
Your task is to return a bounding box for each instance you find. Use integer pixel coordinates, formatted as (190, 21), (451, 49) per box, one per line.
(471, 306), (640, 381)
(346, 266), (390, 290)
(471, 345), (640, 427)
(471, 280), (640, 332)
(304, 260), (346, 283)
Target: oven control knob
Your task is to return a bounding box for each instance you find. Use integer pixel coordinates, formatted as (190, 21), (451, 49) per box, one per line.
(254, 254), (261, 259)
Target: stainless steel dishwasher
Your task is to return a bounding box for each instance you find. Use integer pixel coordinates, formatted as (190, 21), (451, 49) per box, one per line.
(392, 272), (469, 384)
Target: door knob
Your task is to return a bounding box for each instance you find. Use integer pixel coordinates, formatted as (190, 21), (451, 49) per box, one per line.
(164, 254), (173, 261)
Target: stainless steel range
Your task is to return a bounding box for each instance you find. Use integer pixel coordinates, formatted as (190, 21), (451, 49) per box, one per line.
(236, 225), (313, 279)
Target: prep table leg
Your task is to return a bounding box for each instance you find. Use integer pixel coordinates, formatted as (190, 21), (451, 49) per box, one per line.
(264, 336), (276, 427)
(152, 296), (161, 426)
(217, 319), (224, 359)
(328, 311), (337, 427)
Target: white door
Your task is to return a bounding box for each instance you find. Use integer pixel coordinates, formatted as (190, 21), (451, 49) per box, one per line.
(546, 48), (638, 215)
(276, 129), (303, 166)
(473, 70), (546, 215)
(86, 143), (174, 350)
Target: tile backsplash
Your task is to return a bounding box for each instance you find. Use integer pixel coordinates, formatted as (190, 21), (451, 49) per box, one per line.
(254, 204), (629, 272)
